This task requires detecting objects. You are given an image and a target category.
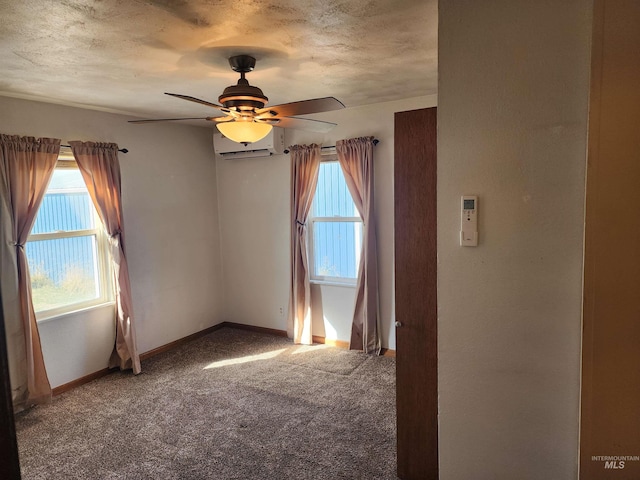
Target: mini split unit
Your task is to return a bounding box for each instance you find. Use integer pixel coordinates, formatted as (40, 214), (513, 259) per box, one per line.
(213, 128), (285, 159)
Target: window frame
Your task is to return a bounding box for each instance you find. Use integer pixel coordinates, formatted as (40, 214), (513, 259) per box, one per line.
(27, 155), (114, 321)
(308, 159), (362, 287)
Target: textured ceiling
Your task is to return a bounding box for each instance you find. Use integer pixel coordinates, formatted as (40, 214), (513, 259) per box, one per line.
(0, 0), (437, 124)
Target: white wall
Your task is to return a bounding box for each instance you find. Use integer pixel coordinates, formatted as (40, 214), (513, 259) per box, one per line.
(216, 95), (436, 349)
(0, 96), (224, 388)
(438, 1), (591, 479)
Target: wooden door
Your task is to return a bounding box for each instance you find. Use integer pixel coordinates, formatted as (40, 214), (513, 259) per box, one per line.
(394, 107), (438, 479)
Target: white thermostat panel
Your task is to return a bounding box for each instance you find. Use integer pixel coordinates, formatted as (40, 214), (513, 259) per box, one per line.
(460, 195), (478, 246)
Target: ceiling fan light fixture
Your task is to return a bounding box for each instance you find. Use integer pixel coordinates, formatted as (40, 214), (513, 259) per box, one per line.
(217, 121), (272, 144)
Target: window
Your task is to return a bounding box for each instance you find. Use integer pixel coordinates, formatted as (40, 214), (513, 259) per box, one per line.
(309, 161), (362, 285)
(26, 158), (112, 318)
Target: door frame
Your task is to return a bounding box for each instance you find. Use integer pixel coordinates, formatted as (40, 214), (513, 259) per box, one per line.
(394, 107), (438, 480)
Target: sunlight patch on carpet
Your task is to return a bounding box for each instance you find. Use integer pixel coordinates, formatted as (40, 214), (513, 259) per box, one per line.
(203, 348), (287, 369)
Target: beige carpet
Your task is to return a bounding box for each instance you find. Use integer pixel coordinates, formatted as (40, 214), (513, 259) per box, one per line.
(15, 327), (398, 479)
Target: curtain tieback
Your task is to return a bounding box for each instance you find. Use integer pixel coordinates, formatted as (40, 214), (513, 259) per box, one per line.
(108, 231), (122, 248)
(12, 241), (24, 249)
(295, 220), (306, 227)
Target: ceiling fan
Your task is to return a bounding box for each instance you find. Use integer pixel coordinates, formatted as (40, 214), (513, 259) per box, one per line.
(129, 54), (345, 144)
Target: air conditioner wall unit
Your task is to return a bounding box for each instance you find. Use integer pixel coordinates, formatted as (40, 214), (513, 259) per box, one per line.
(213, 127), (285, 159)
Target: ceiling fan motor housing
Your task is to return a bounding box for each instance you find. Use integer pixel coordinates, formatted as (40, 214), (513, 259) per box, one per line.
(218, 79), (268, 109)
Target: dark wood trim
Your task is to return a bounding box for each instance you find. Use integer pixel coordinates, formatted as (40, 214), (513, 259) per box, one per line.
(139, 323), (226, 361)
(0, 290), (21, 479)
(52, 368), (112, 396)
(222, 322), (288, 338)
(395, 107), (438, 479)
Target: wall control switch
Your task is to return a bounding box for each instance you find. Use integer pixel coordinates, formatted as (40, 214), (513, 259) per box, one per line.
(460, 195), (478, 246)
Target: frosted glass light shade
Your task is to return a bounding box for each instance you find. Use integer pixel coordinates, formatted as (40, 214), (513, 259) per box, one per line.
(216, 121), (272, 144)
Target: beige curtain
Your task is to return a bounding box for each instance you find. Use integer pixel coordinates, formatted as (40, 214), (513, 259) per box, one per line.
(0, 134), (59, 407)
(287, 144), (321, 345)
(70, 141), (140, 374)
(336, 137), (381, 354)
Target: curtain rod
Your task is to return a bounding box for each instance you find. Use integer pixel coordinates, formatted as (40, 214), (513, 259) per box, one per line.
(283, 138), (379, 155)
(60, 144), (129, 153)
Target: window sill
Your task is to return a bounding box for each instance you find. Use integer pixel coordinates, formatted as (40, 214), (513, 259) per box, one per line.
(36, 301), (116, 324)
(310, 279), (357, 288)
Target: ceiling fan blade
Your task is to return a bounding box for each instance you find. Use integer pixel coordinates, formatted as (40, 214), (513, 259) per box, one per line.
(256, 97), (345, 118)
(258, 116), (337, 133)
(128, 117), (219, 124)
(164, 92), (228, 111)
